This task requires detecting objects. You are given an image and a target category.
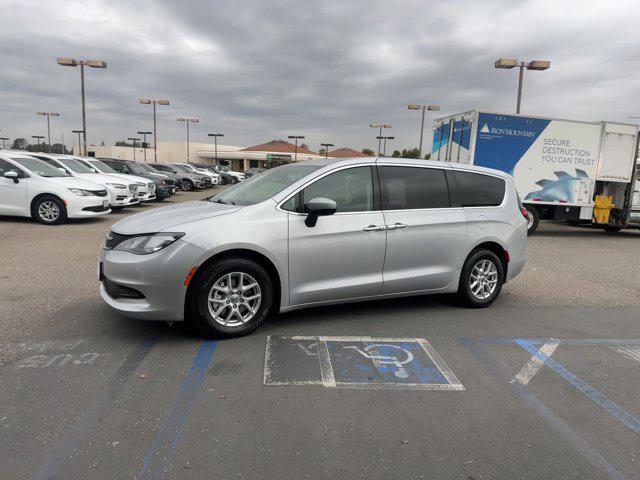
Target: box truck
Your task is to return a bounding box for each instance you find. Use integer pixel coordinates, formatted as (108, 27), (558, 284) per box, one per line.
(432, 111), (639, 234)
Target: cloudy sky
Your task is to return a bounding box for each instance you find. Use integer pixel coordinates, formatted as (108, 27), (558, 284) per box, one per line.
(1, 0), (639, 153)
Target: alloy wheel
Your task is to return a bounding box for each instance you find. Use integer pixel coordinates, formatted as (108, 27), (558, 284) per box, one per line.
(38, 201), (60, 222)
(469, 259), (498, 300)
(207, 272), (262, 327)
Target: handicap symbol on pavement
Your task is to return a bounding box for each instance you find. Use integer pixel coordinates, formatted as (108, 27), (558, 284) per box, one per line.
(343, 344), (414, 379)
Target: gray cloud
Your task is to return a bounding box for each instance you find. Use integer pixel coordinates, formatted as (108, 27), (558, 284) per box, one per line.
(1, 0), (639, 153)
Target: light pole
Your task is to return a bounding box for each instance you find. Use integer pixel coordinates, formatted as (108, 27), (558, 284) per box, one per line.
(128, 137), (140, 162)
(0, 137), (8, 149)
(177, 118), (199, 162)
(376, 136), (394, 156)
(407, 104), (440, 159)
(320, 143), (334, 158)
(370, 123), (392, 155)
(139, 98), (170, 162)
(287, 135), (305, 162)
(56, 57), (107, 156)
(72, 130), (84, 155)
(137, 131), (152, 162)
(36, 112), (60, 152)
(494, 58), (550, 114)
(207, 133), (224, 164)
(32, 135), (45, 150)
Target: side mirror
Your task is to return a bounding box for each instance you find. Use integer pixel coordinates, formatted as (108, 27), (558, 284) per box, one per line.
(305, 197), (337, 227)
(4, 171), (19, 183)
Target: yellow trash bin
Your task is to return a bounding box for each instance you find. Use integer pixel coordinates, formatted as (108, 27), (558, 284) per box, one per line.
(593, 195), (614, 224)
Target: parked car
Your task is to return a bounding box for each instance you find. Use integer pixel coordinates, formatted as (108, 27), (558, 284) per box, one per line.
(194, 163), (243, 184)
(0, 153), (110, 224)
(148, 163), (206, 191)
(245, 167), (266, 178)
(99, 157), (527, 338)
(137, 163), (184, 191)
(29, 154), (140, 209)
(172, 163), (217, 187)
(99, 158), (174, 200)
(75, 157), (156, 202)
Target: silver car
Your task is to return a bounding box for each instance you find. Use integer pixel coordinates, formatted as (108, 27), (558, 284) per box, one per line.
(99, 158), (527, 338)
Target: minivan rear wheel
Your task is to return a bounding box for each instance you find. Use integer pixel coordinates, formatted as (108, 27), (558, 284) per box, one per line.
(189, 257), (274, 338)
(457, 249), (504, 308)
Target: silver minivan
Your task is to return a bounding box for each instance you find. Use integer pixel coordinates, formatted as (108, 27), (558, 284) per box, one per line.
(99, 157), (527, 337)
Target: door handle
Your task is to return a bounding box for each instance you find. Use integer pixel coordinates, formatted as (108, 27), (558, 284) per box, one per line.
(363, 225), (385, 231)
(389, 222), (408, 230)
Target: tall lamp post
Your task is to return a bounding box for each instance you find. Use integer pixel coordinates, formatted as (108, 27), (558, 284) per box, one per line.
(407, 104), (440, 159)
(0, 137), (9, 149)
(32, 135), (45, 150)
(494, 58), (550, 114)
(177, 118), (199, 162)
(36, 112), (60, 152)
(207, 133), (224, 164)
(72, 130), (84, 155)
(287, 135), (305, 162)
(137, 131), (152, 162)
(139, 98), (170, 162)
(370, 123), (392, 155)
(320, 143), (334, 158)
(128, 137), (140, 162)
(376, 136), (394, 156)
(56, 57), (107, 156)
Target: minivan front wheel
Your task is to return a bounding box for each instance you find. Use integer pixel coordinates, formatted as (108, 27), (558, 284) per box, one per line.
(457, 249), (504, 308)
(189, 257), (274, 338)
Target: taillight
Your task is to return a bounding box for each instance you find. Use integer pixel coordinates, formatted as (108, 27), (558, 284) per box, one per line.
(521, 207), (528, 219)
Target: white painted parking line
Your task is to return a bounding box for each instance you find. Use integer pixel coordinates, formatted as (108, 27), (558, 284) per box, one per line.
(612, 346), (640, 364)
(512, 339), (559, 385)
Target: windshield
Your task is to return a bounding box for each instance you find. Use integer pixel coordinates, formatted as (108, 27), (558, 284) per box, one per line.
(208, 164), (320, 206)
(173, 164), (191, 173)
(58, 158), (96, 174)
(127, 162), (149, 174)
(11, 157), (71, 177)
(153, 164), (176, 173)
(88, 159), (118, 173)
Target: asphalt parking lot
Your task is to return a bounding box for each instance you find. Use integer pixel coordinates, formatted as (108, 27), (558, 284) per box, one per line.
(1, 190), (640, 480)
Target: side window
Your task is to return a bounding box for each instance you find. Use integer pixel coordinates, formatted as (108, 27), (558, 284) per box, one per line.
(380, 166), (450, 210)
(0, 159), (20, 176)
(455, 172), (505, 207)
(302, 167), (373, 213)
(106, 162), (126, 173)
(281, 193), (301, 213)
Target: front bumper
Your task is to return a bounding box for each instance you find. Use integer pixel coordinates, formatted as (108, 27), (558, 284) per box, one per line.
(99, 239), (207, 321)
(156, 185), (174, 199)
(66, 195), (112, 218)
(108, 187), (140, 207)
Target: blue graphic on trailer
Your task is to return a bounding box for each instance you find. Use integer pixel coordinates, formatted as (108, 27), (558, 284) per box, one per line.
(326, 340), (448, 385)
(474, 113), (550, 174)
(432, 119), (471, 158)
(524, 169), (589, 202)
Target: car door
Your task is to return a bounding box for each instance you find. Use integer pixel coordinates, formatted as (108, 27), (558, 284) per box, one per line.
(0, 159), (29, 216)
(378, 164), (468, 294)
(285, 165), (387, 306)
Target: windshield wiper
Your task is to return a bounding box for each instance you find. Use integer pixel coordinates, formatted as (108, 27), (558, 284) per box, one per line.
(213, 198), (235, 205)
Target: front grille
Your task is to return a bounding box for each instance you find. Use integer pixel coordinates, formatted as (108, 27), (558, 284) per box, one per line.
(129, 184), (138, 194)
(104, 231), (137, 249)
(92, 189), (108, 197)
(103, 277), (145, 299)
(83, 205), (110, 212)
(148, 182), (156, 192)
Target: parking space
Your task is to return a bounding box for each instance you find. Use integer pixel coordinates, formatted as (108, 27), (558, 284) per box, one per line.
(2, 193), (640, 479)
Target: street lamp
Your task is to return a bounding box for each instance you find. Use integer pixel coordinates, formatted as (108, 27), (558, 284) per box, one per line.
(408, 104), (440, 159)
(56, 57), (107, 156)
(72, 130), (84, 155)
(177, 118), (199, 162)
(320, 143), (334, 158)
(376, 136), (394, 156)
(139, 98), (170, 162)
(370, 123), (392, 156)
(128, 137), (140, 162)
(287, 135), (305, 162)
(32, 135), (45, 150)
(494, 58), (550, 114)
(36, 112), (60, 153)
(137, 131), (152, 162)
(207, 133), (224, 164)
(0, 137), (9, 149)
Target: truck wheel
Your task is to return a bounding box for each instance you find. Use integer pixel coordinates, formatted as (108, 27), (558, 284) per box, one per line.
(524, 205), (539, 235)
(603, 226), (622, 233)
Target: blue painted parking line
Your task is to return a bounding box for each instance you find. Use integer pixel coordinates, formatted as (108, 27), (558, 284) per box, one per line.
(139, 340), (218, 480)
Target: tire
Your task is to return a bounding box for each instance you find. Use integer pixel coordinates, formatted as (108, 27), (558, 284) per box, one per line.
(188, 257), (274, 338)
(524, 205), (539, 235)
(182, 179), (194, 191)
(603, 226), (622, 233)
(32, 195), (67, 225)
(220, 176), (228, 185)
(457, 249), (504, 308)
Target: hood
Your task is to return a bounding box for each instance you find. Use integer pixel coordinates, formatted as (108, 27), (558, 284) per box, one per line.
(111, 200), (241, 234)
(47, 176), (107, 190)
(73, 172), (136, 186)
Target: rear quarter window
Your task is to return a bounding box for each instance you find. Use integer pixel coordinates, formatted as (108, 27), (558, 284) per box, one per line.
(455, 171), (505, 207)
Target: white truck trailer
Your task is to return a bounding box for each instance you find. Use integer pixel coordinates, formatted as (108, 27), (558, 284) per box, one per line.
(432, 110), (639, 234)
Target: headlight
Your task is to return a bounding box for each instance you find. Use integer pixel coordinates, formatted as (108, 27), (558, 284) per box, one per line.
(105, 182), (127, 189)
(68, 188), (94, 196)
(113, 232), (185, 255)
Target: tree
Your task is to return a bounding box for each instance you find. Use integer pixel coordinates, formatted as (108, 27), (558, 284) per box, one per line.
(361, 148), (374, 156)
(400, 147), (420, 159)
(115, 140), (134, 147)
(318, 147), (326, 156)
(11, 138), (28, 150)
(424, 153), (431, 160)
(391, 150), (401, 158)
